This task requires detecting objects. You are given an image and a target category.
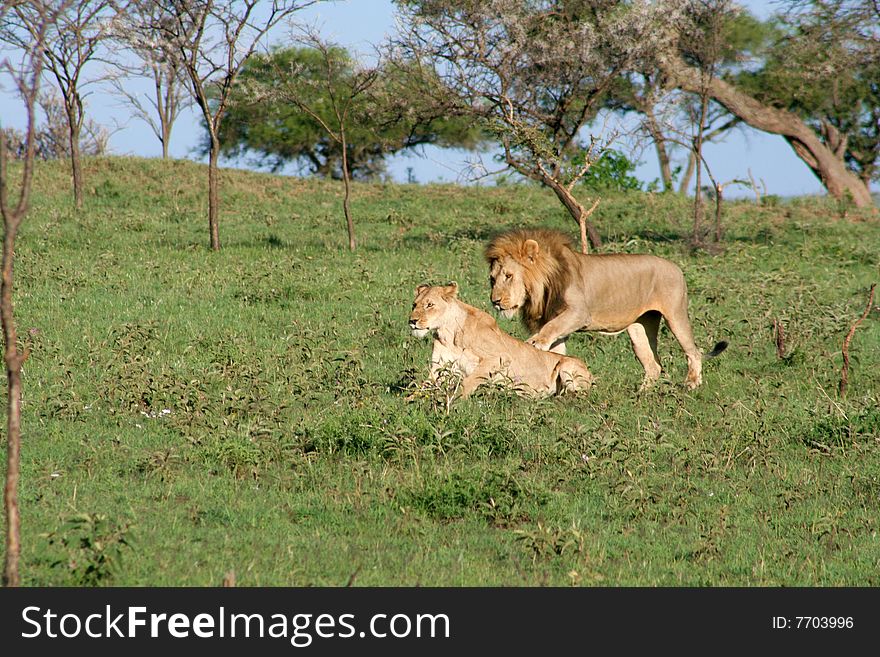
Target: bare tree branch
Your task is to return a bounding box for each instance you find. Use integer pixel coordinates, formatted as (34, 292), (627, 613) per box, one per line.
(839, 283), (877, 397)
(242, 22), (381, 251)
(3, 0), (116, 208)
(393, 1), (677, 249)
(105, 0), (195, 158)
(157, 0), (320, 250)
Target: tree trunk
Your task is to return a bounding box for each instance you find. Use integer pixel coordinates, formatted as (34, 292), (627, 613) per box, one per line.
(661, 54), (875, 208)
(161, 111), (170, 159)
(160, 104), (170, 159)
(155, 70), (170, 160)
(208, 135), (221, 251)
(679, 151), (696, 194)
(644, 108), (674, 191)
(2, 228), (23, 587)
(692, 87), (710, 243)
(1, 0), (53, 590)
(542, 176), (602, 250)
(692, 154), (704, 241)
(340, 133), (356, 251)
(69, 123), (83, 210)
(1, 132), (28, 588)
(654, 137), (674, 192)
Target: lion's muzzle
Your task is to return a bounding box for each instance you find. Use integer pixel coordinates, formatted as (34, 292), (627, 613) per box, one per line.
(493, 301), (519, 319)
(409, 319), (429, 339)
(492, 300), (518, 312)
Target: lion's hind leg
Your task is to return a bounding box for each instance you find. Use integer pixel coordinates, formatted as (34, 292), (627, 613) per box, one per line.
(664, 310), (702, 389)
(553, 357), (594, 394)
(627, 311), (662, 390)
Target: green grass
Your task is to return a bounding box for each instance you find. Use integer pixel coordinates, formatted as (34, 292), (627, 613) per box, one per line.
(5, 156), (880, 585)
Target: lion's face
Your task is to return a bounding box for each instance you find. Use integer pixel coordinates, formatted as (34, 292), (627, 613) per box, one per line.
(488, 256), (528, 319)
(409, 283), (458, 338)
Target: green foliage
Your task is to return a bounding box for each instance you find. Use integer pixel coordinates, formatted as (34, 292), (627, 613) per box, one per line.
(718, 9), (778, 63)
(43, 514), (133, 586)
(731, 7), (880, 183)
(578, 149), (642, 191)
(513, 522), (588, 562)
(216, 46), (484, 179)
(9, 156), (880, 586)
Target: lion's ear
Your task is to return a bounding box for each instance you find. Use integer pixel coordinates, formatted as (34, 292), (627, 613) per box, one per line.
(524, 239), (540, 262)
(415, 284), (429, 296)
(442, 282), (459, 299)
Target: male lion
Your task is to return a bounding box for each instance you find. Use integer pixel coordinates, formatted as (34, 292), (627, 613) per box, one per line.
(409, 282), (593, 398)
(485, 228), (727, 389)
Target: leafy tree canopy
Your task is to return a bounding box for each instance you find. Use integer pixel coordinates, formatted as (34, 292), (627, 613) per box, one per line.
(213, 46), (486, 179)
(731, 1), (880, 184)
(575, 149), (642, 192)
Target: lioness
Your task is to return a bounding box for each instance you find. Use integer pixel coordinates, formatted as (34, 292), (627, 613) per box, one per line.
(409, 283), (593, 398)
(485, 229), (727, 389)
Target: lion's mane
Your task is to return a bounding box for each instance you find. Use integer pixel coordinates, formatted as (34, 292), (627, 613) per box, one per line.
(484, 228), (575, 332)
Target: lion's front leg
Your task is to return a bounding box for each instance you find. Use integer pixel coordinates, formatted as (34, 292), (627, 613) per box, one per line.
(428, 341), (469, 378)
(459, 358), (502, 398)
(527, 310), (588, 352)
(407, 341), (465, 400)
(527, 334), (567, 352)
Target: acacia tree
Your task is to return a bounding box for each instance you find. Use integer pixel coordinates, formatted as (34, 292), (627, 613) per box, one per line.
(1, 0), (70, 588)
(3, 0), (114, 209)
(107, 0), (194, 159)
(158, 0), (318, 251)
(657, 0), (877, 208)
(610, 6), (769, 194)
(217, 46), (485, 180)
(396, 0), (677, 250)
(242, 29), (379, 251)
(676, 0), (736, 243)
(734, 0), (880, 191)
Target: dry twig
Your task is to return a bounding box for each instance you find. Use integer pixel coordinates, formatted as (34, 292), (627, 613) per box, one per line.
(773, 318), (786, 359)
(839, 284), (876, 397)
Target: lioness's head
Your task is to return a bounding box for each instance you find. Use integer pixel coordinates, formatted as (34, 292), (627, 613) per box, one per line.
(486, 240), (539, 319)
(409, 283), (459, 338)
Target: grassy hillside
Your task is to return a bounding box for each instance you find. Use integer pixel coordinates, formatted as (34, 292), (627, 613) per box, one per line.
(5, 156), (879, 585)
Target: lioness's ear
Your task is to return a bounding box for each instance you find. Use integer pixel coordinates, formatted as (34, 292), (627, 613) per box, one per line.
(415, 284), (429, 296)
(442, 281), (459, 299)
(524, 239), (540, 262)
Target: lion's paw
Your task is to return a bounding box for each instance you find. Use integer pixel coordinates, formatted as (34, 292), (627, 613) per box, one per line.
(527, 337), (552, 351)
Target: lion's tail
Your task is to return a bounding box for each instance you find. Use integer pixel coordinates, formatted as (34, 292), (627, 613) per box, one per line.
(705, 341), (729, 360)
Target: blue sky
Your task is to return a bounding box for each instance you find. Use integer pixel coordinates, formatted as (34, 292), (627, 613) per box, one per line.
(2, 0), (872, 198)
